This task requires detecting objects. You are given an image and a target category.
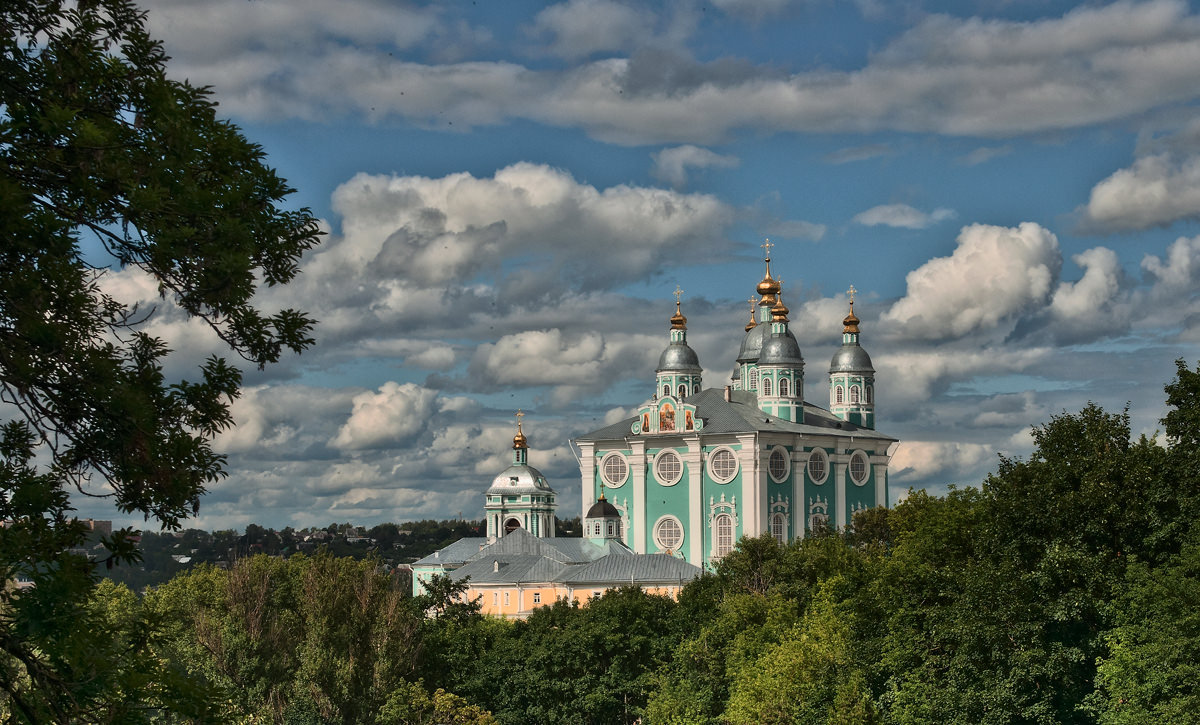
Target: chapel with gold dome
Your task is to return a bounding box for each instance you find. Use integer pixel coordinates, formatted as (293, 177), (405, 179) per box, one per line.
(574, 242), (897, 568)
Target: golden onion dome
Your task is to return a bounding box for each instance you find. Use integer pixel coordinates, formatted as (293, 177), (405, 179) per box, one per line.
(843, 300), (860, 334)
(670, 300), (687, 330)
(772, 289), (790, 322)
(512, 411), (528, 449)
(745, 298), (757, 331)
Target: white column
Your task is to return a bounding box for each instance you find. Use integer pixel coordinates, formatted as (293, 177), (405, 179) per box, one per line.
(737, 433), (760, 535)
(578, 442), (595, 520)
(834, 458), (848, 530)
(630, 439), (647, 554)
(874, 460), (888, 508)
(793, 447), (807, 540)
(686, 436), (703, 564)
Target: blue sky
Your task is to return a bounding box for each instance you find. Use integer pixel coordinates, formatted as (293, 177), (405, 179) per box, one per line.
(84, 0), (1200, 531)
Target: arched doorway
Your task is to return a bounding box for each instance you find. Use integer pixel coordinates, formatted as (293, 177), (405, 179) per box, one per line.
(504, 517), (522, 535)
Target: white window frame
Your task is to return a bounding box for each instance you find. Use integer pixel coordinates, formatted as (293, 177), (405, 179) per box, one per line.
(835, 385), (844, 404)
(770, 512), (787, 544)
(749, 367), (759, 391)
(707, 446), (739, 483)
(678, 383), (687, 399)
(807, 448), (829, 485)
(762, 377), (772, 396)
(653, 515), (685, 552)
(713, 513), (735, 558)
(653, 448), (684, 486)
(779, 377), (789, 397)
(599, 451), (629, 488)
(849, 450), (870, 486)
(850, 385), (860, 404)
(767, 445), (790, 483)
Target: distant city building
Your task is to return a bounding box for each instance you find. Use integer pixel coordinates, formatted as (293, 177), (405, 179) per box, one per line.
(574, 245), (897, 569)
(81, 518), (112, 537)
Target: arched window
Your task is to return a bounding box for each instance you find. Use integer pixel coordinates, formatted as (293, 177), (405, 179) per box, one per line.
(866, 385), (873, 404)
(850, 385), (860, 403)
(693, 384), (701, 395)
(779, 378), (789, 397)
(762, 377), (772, 396)
(749, 368), (759, 391)
(714, 514), (734, 558)
(835, 385), (844, 404)
(663, 384), (670, 397)
(770, 513), (787, 544)
(678, 383), (687, 399)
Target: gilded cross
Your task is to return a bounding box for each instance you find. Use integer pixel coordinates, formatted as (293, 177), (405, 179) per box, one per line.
(846, 285), (857, 304)
(673, 285), (683, 304)
(515, 409), (524, 426)
(761, 238), (774, 259)
(747, 296), (756, 311)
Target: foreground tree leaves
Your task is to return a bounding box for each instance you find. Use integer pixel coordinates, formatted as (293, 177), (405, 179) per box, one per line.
(1, 0), (320, 718)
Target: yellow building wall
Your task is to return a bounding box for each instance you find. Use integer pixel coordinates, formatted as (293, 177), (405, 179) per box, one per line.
(461, 581), (687, 619)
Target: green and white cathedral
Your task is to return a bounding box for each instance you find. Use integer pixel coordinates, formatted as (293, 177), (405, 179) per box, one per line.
(574, 250), (897, 568)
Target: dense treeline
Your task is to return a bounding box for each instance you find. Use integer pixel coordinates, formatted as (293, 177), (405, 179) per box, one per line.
(75, 361), (1200, 722)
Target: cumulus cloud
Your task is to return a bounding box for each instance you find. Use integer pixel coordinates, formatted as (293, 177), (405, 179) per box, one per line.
(331, 382), (438, 450)
(651, 145), (740, 187)
(142, 0), (1200, 144)
(527, 0), (659, 59)
(1049, 247), (1128, 331)
(1081, 154), (1200, 231)
(852, 204), (956, 229)
(882, 222), (1061, 340)
(889, 441), (997, 483)
(1143, 234), (1200, 290)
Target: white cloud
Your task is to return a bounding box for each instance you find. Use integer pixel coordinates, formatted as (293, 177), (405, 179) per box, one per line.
(527, 0), (657, 59)
(144, 0), (1200, 144)
(1143, 234), (1200, 290)
(852, 203), (956, 229)
(1050, 247), (1127, 327)
(822, 144), (893, 164)
(889, 441), (996, 483)
(882, 222), (1061, 340)
(1081, 154), (1200, 231)
(960, 145), (1012, 166)
(651, 145), (739, 187)
(331, 382), (437, 450)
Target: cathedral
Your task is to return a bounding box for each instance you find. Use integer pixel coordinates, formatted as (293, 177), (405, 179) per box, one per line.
(574, 244), (897, 568)
(413, 244), (896, 612)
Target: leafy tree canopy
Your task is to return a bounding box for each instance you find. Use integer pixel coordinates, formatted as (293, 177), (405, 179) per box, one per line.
(1, 0), (320, 718)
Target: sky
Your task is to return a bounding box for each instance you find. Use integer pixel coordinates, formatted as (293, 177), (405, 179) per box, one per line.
(78, 0), (1200, 532)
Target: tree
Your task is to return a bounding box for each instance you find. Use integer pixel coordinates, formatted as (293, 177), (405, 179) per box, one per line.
(1, 0), (320, 718)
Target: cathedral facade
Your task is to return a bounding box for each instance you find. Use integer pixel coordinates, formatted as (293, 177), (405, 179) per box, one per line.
(574, 248), (897, 569)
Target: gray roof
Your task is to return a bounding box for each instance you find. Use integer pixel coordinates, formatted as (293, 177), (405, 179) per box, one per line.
(574, 387), (896, 443)
(657, 342), (702, 372)
(558, 553), (702, 585)
(830, 344), (874, 373)
(412, 537), (488, 567)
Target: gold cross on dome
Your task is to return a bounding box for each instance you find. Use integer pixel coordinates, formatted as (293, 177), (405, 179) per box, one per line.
(747, 296), (756, 311)
(846, 285), (857, 304)
(673, 285), (683, 304)
(761, 238), (774, 259)
(515, 409), (524, 425)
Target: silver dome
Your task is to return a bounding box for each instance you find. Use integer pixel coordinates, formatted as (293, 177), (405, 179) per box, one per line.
(486, 464), (554, 495)
(829, 344), (874, 373)
(657, 342), (702, 372)
(758, 331), (803, 365)
(736, 322), (770, 363)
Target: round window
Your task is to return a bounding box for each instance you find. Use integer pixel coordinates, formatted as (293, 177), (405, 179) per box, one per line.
(654, 449), (683, 486)
(653, 516), (684, 551)
(708, 448), (739, 483)
(768, 447), (789, 483)
(600, 452), (628, 487)
(807, 448), (828, 485)
(850, 451), (869, 485)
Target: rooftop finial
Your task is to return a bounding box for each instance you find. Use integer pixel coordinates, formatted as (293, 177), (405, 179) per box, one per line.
(843, 285), (861, 333)
(745, 296), (757, 331)
(772, 278), (790, 321)
(513, 409), (528, 449)
(756, 239), (781, 303)
(670, 285), (687, 330)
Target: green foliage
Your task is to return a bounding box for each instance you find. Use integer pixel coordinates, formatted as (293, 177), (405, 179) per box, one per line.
(148, 553), (429, 724)
(1, 0), (319, 717)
